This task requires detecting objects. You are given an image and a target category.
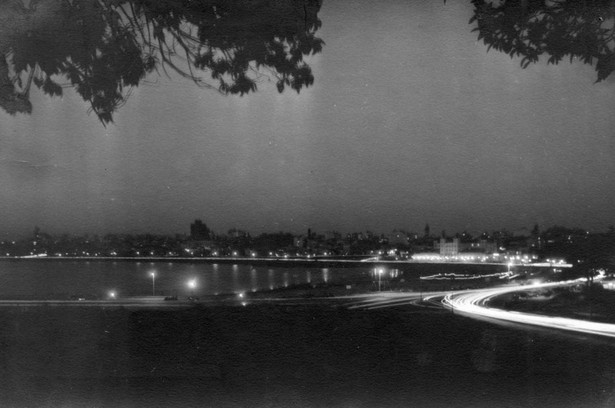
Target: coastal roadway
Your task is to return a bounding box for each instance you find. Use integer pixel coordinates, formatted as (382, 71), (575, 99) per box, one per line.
(0, 294), (397, 309)
(5, 255), (571, 271)
(346, 280), (615, 339)
(0, 296), (239, 309)
(3, 281), (615, 340)
(345, 291), (445, 310)
(439, 281), (615, 339)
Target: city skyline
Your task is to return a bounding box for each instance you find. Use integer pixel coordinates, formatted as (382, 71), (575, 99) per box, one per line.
(2, 0), (614, 238)
(3, 219), (605, 241)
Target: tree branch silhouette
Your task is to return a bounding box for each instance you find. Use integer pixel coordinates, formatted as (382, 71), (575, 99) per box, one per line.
(470, 0), (615, 82)
(1, 0), (612, 125)
(0, 0), (324, 124)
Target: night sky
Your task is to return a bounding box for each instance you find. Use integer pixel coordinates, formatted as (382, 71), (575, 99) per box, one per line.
(1, 0), (614, 238)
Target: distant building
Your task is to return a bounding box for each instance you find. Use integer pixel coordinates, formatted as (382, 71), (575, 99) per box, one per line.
(511, 227), (530, 237)
(436, 238), (461, 256)
(468, 239), (497, 254)
(227, 228), (249, 238)
(294, 235), (306, 248)
(388, 231), (408, 246)
(323, 231), (341, 241)
(190, 219), (211, 240)
(434, 237), (497, 256)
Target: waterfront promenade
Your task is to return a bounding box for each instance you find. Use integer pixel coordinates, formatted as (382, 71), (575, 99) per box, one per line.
(2, 255), (571, 270)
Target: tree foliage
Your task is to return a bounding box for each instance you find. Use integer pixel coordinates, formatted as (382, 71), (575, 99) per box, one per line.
(0, 0), (323, 124)
(470, 0), (615, 82)
(1, 0), (613, 124)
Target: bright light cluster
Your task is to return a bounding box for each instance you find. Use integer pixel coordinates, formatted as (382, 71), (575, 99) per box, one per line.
(420, 271), (513, 281)
(411, 252), (571, 267)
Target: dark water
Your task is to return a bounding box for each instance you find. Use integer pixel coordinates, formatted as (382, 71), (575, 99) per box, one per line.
(0, 260), (381, 299)
(0, 261), (613, 407)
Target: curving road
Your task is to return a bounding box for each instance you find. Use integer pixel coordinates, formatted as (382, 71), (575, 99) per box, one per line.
(344, 291), (453, 311)
(440, 281), (615, 338)
(345, 280), (615, 339)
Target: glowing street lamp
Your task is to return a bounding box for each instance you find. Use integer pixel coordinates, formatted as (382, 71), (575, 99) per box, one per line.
(187, 278), (197, 296)
(150, 271), (156, 296)
(377, 268), (384, 292)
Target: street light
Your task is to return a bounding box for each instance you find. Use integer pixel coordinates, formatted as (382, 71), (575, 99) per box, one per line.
(188, 278), (197, 297)
(377, 268), (384, 292)
(150, 271), (156, 296)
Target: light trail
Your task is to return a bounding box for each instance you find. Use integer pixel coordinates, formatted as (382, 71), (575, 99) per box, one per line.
(346, 292), (418, 309)
(345, 291), (451, 310)
(341, 276), (615, 339)
(442, 280), (615, 339)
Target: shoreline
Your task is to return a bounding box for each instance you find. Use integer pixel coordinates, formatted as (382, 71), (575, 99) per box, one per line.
(0, 255), (560, 274)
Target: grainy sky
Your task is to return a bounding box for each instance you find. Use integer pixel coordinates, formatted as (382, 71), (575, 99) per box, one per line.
(1, 0), (614, 238)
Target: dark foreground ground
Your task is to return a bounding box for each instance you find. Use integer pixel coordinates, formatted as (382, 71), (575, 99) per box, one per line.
(1, 301), (615, 408)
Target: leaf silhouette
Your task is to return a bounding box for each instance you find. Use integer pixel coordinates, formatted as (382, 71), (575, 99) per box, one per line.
(0, 0), (324, 124)
(469, 0), (615, 81)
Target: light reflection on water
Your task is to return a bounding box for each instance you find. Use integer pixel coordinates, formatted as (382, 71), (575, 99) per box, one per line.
(268, 268), (275, 290)
(250, 268), (257, 292)
(0, 260), (376, 299)
(231, 264), (239, 292)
